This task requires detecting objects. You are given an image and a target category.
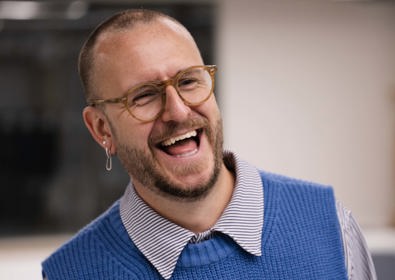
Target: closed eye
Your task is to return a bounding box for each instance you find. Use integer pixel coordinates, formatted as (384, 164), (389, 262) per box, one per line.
(130, 90), (160, 106)
(178, 78), (199, 90)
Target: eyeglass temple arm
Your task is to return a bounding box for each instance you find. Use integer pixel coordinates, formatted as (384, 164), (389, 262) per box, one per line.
(87, 96), (127, 106)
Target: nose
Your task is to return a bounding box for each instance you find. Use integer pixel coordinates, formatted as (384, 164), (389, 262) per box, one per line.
(160, 85), (191, 122)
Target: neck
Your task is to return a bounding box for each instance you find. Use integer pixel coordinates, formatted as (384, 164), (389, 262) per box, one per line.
(133, 163), (235, 233)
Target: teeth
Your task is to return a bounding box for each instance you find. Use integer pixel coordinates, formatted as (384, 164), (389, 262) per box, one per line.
(162, 130), (197, 147)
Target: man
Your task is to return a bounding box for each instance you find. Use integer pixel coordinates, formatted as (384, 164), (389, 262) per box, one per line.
(42, 9), (376, 280)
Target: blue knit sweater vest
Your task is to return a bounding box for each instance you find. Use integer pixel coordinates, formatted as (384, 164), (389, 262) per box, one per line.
(42, 171), (347, 279)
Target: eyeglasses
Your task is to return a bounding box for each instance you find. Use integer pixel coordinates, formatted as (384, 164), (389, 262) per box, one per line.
(87, 65), (217, 122)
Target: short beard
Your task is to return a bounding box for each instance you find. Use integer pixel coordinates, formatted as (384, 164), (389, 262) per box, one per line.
(115, 118), (224, 202)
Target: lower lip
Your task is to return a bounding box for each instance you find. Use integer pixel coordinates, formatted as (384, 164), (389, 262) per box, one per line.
(172, 147), (198, 158)
(156, 132), (205, 161)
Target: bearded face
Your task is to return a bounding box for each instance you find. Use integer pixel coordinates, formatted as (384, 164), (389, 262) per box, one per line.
(114, 115), (224, 201)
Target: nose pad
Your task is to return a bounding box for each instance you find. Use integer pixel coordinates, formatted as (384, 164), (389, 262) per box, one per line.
(160, 85), (191, 122)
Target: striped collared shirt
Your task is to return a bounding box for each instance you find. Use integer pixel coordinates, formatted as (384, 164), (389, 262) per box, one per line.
(119, 151), (376, 280)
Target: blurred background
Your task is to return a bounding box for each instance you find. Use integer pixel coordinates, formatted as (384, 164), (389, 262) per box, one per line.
(0, 0), (394, 279)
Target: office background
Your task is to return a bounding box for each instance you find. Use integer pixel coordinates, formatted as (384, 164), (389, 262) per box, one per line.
(0, 0), (394, 279)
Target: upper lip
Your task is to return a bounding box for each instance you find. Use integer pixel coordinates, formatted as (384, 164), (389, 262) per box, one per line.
(161, 130), (197, 147)
(152, 127), (203, 148)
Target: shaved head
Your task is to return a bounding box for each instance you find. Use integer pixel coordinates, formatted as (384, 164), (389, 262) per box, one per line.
(78, 9), (195, 100)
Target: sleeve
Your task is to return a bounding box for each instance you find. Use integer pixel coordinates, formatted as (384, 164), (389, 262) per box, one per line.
(336, 200), (377, 280)
(42, 269), (48, 280)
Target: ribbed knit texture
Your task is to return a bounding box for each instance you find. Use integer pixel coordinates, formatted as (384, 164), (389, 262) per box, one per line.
(42, 171), (347, 280)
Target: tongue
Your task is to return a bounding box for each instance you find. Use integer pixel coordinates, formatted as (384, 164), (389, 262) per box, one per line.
(164, 138), (198, 156)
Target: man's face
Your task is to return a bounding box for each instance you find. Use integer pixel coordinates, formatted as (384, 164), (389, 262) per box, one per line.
(92, 19), (224, 201)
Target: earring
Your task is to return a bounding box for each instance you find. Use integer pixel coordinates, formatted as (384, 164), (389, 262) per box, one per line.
(103, 140), (112, 171)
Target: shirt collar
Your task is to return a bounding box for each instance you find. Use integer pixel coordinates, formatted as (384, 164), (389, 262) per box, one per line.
(119, 151), (263, 279)
(213, 152), (263, 256)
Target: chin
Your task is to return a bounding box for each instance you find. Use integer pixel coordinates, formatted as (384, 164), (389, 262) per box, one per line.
(154, 164), (220, 201)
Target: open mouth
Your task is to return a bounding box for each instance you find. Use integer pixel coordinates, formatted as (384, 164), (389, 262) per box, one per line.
(157, 129), (202, 157)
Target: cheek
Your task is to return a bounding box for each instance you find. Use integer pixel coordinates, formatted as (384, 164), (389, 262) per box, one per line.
(201, 98), (221, 123)
(111, 119), (153, 151)
(195, 94), (220, 115)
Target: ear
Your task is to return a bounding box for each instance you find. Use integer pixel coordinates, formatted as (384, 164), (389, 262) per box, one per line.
(82, 106), (116, 154)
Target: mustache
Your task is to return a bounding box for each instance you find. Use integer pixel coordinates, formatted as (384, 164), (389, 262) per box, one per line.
(149, 117), (209, 145)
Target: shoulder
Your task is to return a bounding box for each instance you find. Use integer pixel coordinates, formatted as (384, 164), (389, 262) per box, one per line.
(45, 201), (118, 253)
(258, 169), (334, 195)
(42, 201), (124, 278)
(258, 169), (338, 227)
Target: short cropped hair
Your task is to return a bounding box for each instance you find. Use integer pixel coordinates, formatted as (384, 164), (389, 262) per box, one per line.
(78, 9), (183, 101)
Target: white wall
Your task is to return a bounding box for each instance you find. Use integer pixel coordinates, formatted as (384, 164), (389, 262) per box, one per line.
(217, 0), (395, 227)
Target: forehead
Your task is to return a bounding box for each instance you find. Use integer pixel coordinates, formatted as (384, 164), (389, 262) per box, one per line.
(89, 18), (203, 98)
(94, 19), (201, 74)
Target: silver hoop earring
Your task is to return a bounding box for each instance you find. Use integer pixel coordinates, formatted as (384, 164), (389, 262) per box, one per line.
(105, 147), (112, 171)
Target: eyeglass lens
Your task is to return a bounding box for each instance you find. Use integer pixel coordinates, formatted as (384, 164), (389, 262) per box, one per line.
(127, 66), (214, 122)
